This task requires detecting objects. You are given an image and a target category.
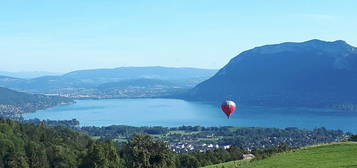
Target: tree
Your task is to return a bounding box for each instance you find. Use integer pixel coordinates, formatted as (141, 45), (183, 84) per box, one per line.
(227, 146), (244, 160)
(81, 141), (123, 168)
(25, 142), (50, 168)
(124, 134), (175, 168)
(4, 152), (29, 168)
(176, 154), (199, 168)
(47, 145), (77, 168)
(349, 135), (357, 142)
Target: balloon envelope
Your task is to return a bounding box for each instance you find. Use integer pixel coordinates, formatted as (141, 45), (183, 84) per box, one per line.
(221, 101), (236, 118)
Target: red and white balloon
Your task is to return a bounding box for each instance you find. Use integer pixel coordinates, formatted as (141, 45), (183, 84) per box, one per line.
(221, 100), (237, 118)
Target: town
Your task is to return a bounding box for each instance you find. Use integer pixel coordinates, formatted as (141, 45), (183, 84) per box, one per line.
(24, 119), (350, 153)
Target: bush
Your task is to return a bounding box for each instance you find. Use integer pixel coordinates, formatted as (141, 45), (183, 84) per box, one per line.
(349, 135), (357, 142)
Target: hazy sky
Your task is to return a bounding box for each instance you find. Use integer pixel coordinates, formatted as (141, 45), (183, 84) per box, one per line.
(1, 0), (357, 73)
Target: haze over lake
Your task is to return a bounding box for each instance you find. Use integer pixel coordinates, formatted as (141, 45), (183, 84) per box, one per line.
(24, 99), (357, 133)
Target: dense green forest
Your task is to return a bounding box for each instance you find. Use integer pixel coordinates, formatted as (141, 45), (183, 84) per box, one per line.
(0, 118), (122, 167)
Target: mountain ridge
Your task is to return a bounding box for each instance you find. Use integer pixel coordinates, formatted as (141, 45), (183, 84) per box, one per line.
(0, 67), (217, 98)
(187, 39), (357, 109)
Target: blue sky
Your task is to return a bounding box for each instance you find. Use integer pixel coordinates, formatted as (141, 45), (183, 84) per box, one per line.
(1, 0), (357, 72)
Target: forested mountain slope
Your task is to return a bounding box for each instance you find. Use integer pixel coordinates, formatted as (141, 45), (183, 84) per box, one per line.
(188, 40), (357, 109)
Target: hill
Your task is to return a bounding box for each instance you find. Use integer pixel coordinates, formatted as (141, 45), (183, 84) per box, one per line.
(97, 78), (175, 89)
(187, 40), (357, 109)
(0, 119), (181, 168)
(0, 75), (26, 88)
(0, 71), (61, 79)
(63, 66), (217, 83)
(0, 67), (217, 98)
(0, 118), (122, 167)
(203, 160), (250, 168)
(203, 142), (357, 168)
(0, 87), (73, 118)
(94, 78), (185, 98)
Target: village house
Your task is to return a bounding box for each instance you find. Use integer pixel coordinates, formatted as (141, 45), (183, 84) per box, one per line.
(243, 154), (255, 160)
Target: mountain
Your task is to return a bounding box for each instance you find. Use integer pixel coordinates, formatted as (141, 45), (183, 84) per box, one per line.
(97, 78), (175, 89)
(0, 87), (74, 118)
(93, 78), (184, 99)
(0, 75), (25, 86)
(0, 67), (217, 98)
(64, 66), (217, 82)
(0, 71), (61, 79)
(187, 40), (357, 108)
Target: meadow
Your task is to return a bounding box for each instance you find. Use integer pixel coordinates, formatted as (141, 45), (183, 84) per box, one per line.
(203, 142), (357, 168)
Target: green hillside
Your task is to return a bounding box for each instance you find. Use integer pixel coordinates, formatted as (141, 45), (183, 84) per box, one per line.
(0, 118), (122, 168)
(203, 159), (250, 168)
(0, 87), (73, 118)
(203, 142), (357, 168)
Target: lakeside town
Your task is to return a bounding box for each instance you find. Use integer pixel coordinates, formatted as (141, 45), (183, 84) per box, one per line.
(23, 119), (351, 153)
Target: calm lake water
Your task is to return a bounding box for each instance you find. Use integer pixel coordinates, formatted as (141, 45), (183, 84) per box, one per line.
(24, 98), (357, 133)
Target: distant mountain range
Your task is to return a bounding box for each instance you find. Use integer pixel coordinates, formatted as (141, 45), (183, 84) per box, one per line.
(187, 40), (357, 109)
(0, 87), (74, 118)
(0, 71), (61, 79)
(0, 67), (217, 98)
(63, 67), (216, 81)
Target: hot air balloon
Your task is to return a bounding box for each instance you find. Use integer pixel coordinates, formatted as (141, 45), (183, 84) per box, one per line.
(221, 100), (236, 118)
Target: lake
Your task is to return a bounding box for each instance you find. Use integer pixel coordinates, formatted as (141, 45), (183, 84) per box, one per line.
(23, 98), (357, 133)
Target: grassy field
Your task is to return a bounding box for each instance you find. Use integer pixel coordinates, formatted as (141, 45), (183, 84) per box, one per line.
(203, 159), (251, 168)
(203, 142), (357, 168)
